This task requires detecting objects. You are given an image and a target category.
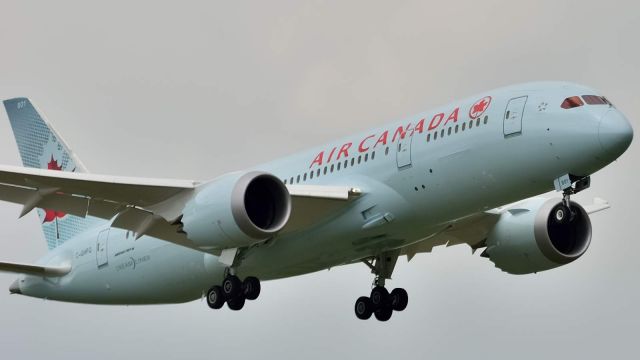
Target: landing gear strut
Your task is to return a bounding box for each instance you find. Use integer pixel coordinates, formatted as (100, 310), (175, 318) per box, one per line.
(354, 250), (408, 321)
(552, 175), (590, 225)
(205, 247), (261, 311)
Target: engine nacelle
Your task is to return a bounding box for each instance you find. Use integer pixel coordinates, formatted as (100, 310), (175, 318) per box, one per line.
(485, 198), (592, 274)
(181, 171), (291, 250)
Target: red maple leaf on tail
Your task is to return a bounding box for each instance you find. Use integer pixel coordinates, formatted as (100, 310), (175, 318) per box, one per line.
(43, 155), (66, 223)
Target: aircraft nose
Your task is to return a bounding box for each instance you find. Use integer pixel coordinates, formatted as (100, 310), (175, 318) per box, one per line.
(9, 279), (22, 294)
(598, 109), (633, 158)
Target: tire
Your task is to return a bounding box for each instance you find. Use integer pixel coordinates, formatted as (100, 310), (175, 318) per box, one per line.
(374, 306), (393, 322)
(227, 296), (245, 311)
(552, 204), (570, 225)
(243, 276), (261, 301)
(206, 285), (225, 310)
(370, 286), (390, 310)
(390, 288), (409, 312)
(222, 275), (242, 298)
(354, 296), (373, 320)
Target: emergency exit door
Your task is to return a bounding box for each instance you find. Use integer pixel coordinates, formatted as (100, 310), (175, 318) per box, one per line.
(504, 96), (527, 136)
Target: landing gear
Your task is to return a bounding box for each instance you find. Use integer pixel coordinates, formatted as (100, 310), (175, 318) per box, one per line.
(553, 175), (591, 224)
(355, 251), (408, 321)
(205, 273), (261, 311)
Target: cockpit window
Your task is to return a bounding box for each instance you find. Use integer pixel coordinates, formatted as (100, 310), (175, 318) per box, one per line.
(582, 95), (607, 105)
(561, 96), (584, 109)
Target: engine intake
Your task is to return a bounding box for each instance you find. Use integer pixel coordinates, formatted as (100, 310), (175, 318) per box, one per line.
(181, 171), (291, 250)
(485, 198), (592, 274)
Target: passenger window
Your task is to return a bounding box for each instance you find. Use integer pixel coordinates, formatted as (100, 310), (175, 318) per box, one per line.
(310, 171), (313, 179)
(440, 129), (445, 138)
(434, 131), (438, 140)
(303, 173), (307, 181)
(358, 156), (362, 164)
(561, 96), (584, 109)
(364, 153), (369, 162)
(469, 120), (473, 129)
(427, 133), (431, 142)
(483, 115), (488, 125)
(462, 122), (466, 131)
(317, 169), (321, 177)
(371, 152), (375, 160)
(324, 167), (327, 175)
(337, 162), (341, 171)
(296, 175), (300, 183)
(476, 118), (480, 127)
(582, 95), (606, 105)
(344, 159), (348, 168)
(330, 164), (334, 173)
(351, 158), (355, 166)
(455, 125), (459, 133)
(290, 177), (294, 184)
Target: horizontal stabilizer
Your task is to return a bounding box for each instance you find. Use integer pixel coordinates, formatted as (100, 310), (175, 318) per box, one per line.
(0, 261), (71, 277)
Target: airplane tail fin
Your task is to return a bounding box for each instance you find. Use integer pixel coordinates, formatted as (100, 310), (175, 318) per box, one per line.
(3, 98), (102, 250)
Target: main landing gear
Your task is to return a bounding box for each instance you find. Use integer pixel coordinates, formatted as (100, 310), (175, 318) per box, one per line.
(206, 274), (261, 311)
(355, 250), (408, 322)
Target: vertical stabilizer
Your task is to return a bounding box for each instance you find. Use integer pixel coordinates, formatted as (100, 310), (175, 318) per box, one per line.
(3, 98), (102, 249)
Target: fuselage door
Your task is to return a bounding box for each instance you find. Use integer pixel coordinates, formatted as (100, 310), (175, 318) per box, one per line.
(396, 133), (413, 169)
(504, 96), (527, 136)
(96, 229), (109, 268)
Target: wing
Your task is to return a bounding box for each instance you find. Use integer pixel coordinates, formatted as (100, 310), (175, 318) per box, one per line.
(401, 197), (610, 260)
(0, 165), (361, 252)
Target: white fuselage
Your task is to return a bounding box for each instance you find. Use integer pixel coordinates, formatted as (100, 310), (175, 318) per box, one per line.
(15, 82), (632, 304)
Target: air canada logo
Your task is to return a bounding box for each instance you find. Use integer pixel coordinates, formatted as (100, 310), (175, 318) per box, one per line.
(469, 96), (491, 119)
(43, 155), (66, 223)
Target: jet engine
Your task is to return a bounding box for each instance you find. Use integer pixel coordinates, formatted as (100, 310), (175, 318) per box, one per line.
(180, 171), (291, 250)
(484, 198), (591, 274)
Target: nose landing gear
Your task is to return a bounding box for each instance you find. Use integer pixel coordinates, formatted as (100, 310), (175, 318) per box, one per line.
(552, 175), (591, 225)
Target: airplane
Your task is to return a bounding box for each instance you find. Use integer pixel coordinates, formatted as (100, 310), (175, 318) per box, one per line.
(0, 81), (633, 322)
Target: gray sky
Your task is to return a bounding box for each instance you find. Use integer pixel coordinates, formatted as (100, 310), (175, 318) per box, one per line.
(0, 1), (639, 359)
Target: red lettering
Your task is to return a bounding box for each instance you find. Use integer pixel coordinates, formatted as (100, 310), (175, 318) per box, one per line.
(374, 131), (389, 148)
(392, 123), (411, 142)
(358, 135), (375, 152)
(443, 107), (459, 126)
(414, 118), (425, 134)
(338, 142), (352, 159)
(327, 147), (337, 162)
(428, 113), (444, 130)
(310, 151), (324, 168)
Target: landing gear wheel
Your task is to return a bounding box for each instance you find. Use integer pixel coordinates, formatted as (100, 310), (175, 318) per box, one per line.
(222, 275), (242, 298)
(354, 296), (373, 320)
(390, 288), (409, 311)
(552, 203), (571, 225)
(374, 305), (393, 322)
(242, 276), (261, 301)
(227, 295), (245, 311)
(370, 286), (390, 309)
(206, 285), (225, 309)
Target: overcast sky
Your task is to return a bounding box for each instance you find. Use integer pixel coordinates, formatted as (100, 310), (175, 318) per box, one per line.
(0, 1), (638, 359)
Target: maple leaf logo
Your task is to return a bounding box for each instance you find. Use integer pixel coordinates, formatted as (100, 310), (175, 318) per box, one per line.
(469, 96), (492, 119)
(43, 155), (66, 223)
